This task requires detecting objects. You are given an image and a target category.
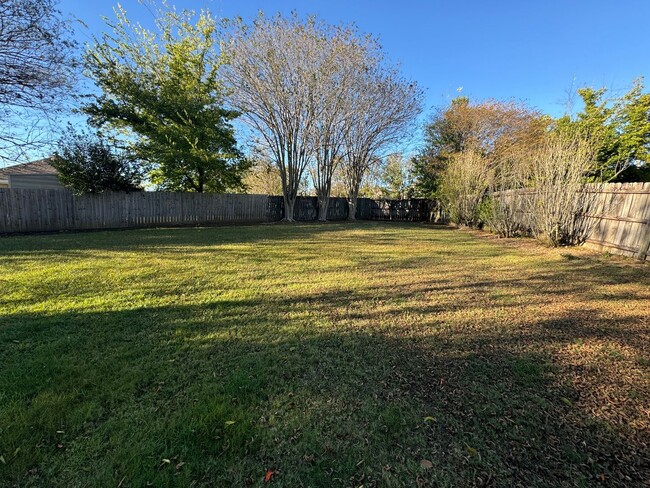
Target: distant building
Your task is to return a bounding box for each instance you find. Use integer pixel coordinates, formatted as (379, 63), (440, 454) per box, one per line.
(0, 158), (65, 190)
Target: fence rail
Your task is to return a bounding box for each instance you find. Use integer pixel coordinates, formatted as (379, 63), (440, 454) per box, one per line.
(0, 190), (440, 234)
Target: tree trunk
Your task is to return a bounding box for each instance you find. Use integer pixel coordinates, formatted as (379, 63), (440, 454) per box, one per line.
(284, 195), (295, 222)
(317, 195), (329, 221)
(347, 195), (358, 220)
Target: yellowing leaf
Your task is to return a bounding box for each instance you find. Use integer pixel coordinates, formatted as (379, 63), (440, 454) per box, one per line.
(225, 420), (236, 426)
(423, 416), (435, 423)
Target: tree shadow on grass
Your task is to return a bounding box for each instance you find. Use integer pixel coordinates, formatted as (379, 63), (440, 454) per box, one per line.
(1, 293), (648, 487)
(1, 223), (648, 486)
(0, 222), (415, 255)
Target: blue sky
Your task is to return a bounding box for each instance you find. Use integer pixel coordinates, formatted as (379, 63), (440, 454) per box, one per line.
(60, 0), (650, 119)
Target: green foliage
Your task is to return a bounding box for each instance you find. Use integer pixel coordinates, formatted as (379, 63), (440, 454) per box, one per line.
(52, 128), (143, 195)
(411, 97), (470, 198)
(556, 79), (650, 181)
(83, 5), (249, 192)
(379, 153), (413, 199)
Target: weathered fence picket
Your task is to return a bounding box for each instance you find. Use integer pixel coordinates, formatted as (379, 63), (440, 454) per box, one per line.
(491, 182), (650, 260)
(0, 191), (439, 234)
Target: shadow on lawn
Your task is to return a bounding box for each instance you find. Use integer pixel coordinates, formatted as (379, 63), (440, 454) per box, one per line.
(1, 293), (648, 487)
(1, 224), (648, 486)
(0, 221), (449, 256)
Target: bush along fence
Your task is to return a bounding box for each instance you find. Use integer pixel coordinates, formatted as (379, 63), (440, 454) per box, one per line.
(485, 182), (650, 261)
(0, 190), (443, 234)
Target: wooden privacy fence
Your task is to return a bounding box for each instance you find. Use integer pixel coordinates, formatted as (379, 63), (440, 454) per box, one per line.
(491, 182), (650, 261)
(582, 182), (650, 261)
(0, 190), (439, 234)
(0, 190), (271, 233)
(3, 186), (646, 261)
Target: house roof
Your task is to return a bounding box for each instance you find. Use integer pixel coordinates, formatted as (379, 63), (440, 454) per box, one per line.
(0, 158), (57, 180)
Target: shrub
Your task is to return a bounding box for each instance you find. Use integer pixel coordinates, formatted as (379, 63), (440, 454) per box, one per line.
(526, 134), (607, 246)
(52, 130), (144, 195)
(438, 150), (490, 227)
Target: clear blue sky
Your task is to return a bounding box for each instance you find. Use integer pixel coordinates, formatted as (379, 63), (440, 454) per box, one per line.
(60, 0), (650, 119)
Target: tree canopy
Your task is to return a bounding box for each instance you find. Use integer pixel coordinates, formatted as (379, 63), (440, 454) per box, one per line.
(83, 4), (249, 192)
(224, 13), (422, 220)
(412, 98), (546, 197)
(52, 128), (143, 195)
(556, 79), (650, 181)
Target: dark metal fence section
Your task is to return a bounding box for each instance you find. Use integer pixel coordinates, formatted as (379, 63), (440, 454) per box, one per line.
(267, 196), (350, 221)
(266, 196), (440, 222)
(356, 198), (444, 222)
(267, 196), (284, 221)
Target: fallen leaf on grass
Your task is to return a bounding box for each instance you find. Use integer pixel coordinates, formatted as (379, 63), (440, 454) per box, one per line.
(423, 416), (435, 423)
(264, 469), (277, 482)
(0, 455), (5, 464)
(420, 459), (433, 469)
(225, 420), (236, 426)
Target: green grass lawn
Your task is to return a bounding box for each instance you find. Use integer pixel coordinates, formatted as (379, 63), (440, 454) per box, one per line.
(0, 222), (648, 487)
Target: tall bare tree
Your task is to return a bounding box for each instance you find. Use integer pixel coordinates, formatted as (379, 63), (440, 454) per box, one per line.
(224, 14), (421, 221)
(308, 28), (378, 220)
(0, 0), (77, 165)
(342, 67), (423, 219)
(223, 14), (329, 221)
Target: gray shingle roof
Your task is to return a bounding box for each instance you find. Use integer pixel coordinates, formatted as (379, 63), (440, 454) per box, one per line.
(0, 158), (57, 180)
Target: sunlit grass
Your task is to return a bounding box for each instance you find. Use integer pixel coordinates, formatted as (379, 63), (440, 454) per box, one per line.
(0, 222), (648, 487)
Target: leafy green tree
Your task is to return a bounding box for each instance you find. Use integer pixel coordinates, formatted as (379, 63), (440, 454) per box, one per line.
(379, 153), (413, 199)
(83, 4), (249, 192)
(52, 128), (143, 194)
(556, 79), (650, 181)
